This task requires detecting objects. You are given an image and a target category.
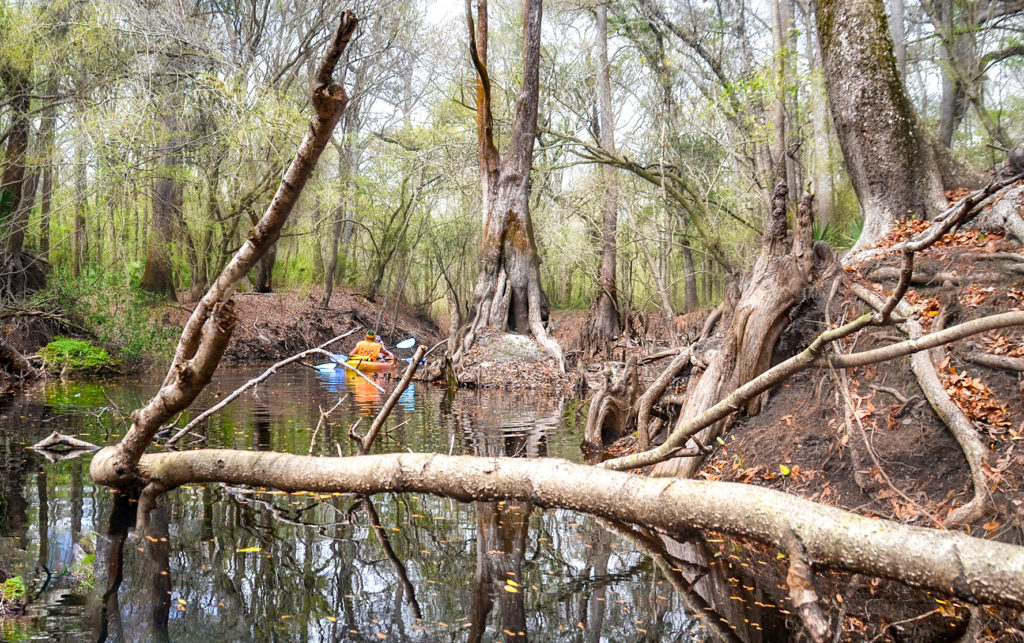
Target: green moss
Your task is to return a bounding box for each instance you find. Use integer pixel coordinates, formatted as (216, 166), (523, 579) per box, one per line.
(37, 337), (117, 373)
(2, 576), (24, 602)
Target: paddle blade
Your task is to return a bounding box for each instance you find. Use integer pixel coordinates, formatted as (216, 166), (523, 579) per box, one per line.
(315, 363), (337, 371)
(394, 337), (416, 349)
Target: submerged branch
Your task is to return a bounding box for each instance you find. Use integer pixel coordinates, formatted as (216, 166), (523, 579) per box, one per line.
(165, 328), (360, 446)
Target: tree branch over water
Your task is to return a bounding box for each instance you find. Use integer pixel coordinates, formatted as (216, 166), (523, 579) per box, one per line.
(90, 450), (1024, 609)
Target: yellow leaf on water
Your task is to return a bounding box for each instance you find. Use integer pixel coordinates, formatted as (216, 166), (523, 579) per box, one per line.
(780, 465), (791, 476)
(236, 546), (262, 553)
(503, 585), (519, 593)
(326, 616), (337, 622)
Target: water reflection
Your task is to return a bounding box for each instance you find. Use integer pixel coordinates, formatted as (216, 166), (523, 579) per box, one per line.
(315, 369), (416, 417)
(0, 368), (799, 641)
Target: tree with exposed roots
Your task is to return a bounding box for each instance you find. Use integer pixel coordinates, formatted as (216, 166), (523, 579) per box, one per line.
(78, 8), (1024, 637)
(451, 0), (563, 368)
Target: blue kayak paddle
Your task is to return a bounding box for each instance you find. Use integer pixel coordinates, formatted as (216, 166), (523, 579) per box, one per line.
(315, 337), (415, 370)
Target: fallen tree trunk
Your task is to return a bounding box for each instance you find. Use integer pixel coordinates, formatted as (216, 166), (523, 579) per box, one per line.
(89, 450), (1024, 609)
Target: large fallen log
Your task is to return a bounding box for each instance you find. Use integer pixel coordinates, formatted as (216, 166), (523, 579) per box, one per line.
(90, 450), (1024, 610)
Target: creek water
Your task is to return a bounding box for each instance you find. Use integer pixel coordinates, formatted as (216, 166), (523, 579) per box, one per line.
(0, 365), (787, 642)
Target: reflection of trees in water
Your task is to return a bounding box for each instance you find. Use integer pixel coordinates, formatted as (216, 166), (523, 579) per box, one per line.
(253, 403), (272, 451)
(6, 382), (796, 640)
(459, 398), (546, 642)
(97, 490), (136, 642)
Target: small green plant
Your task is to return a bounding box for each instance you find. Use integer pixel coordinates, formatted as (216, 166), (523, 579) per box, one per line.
(2, 576), (25, 602)
(38, 337), (117, 373)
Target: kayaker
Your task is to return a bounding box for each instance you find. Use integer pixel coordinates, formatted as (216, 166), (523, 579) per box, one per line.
(350, 330), (394, 362)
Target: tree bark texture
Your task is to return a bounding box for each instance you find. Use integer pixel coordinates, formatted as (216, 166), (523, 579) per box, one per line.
(651, 185), (817, 478)
(89, 449), (1024, 610)
(140, 109), (182, 301)
(323, 102), (360, 307)
(72, 129), (87, 278)
(458, 0), (562, 368)
(888, 0), (906, 77)
(591, 1), (620, 342)
(1, 66), (30, 255)
(805, 14), (835, 230)
(815, 0), (947, 253)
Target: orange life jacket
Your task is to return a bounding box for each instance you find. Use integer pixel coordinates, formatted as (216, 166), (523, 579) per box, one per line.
(351, 340), (382, 361)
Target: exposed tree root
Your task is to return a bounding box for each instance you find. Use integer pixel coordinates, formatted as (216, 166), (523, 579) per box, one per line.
(0, 336), (39, 379)
(635, 346), (692, 448)
(853, 284), (989, 525)
(963, 351), (1024, 372)
(583, 356), (640, 448)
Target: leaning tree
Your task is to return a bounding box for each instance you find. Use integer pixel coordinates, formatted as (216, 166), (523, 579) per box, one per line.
(76, 11), (1024, 632)
(451, 0), (563, 367)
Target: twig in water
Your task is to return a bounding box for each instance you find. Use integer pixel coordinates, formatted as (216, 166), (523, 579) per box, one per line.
(309, 395), (348, 456)
(165, 328), (361, 447)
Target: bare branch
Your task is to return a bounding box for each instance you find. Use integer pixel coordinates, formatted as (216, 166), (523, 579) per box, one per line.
(165, 328), (361, 446)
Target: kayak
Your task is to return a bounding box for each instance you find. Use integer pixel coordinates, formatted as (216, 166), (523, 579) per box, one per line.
(346, 356), (395, 372)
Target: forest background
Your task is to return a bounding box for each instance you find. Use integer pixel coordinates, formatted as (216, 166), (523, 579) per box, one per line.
(1, 0), (1019, 367)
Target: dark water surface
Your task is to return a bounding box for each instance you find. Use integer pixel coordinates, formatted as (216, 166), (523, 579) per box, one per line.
(0, 366), (783, 642)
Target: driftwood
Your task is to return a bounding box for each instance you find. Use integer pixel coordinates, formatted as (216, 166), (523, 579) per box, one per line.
(30, 431), (100, 462)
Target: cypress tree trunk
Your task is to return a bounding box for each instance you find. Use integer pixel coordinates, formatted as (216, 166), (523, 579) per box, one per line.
(591, 1), (621, 342)
(456, 0), (562, 367)
(815, 0), (947, 253)
(140, 113), (181, 301)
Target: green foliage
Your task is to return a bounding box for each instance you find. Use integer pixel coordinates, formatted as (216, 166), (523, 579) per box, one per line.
(32, 269), (179, 369)
(2, 576), (25, 602)
(38, 337), (116, 373)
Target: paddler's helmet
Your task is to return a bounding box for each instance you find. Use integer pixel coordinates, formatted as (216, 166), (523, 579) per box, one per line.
(366, 330), (376, 340)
